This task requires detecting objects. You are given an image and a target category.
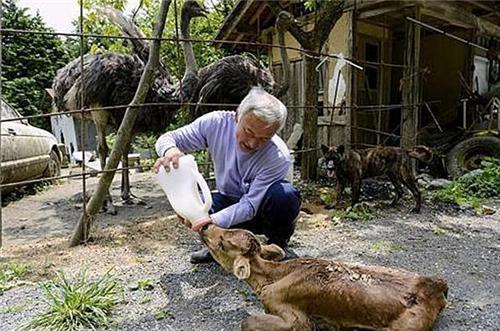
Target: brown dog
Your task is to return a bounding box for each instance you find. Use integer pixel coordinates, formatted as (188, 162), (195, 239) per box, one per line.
(200, 225), (448, 331)
(321, 144), (432, 213)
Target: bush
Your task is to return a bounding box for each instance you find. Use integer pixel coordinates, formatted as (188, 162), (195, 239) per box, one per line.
(432, 157), (500, 208)
(25, 269), (121, 331)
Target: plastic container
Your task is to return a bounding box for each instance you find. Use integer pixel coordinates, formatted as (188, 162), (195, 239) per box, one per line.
(156, 154), (212, 227)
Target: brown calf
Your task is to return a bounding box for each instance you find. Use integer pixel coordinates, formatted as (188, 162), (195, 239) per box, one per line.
(200, 225), (447, 331)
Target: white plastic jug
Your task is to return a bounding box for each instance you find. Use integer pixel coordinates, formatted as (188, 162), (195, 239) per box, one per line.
(156, 154), (212, 226)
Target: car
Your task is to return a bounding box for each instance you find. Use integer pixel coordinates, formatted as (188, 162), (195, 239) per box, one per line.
(1, 99), (62, 193)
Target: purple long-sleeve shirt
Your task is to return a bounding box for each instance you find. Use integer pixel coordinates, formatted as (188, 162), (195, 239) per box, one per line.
(155, 111), (291, 228)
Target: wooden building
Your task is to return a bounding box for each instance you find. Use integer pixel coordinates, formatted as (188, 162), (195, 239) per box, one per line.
(215, 0), (500, 150)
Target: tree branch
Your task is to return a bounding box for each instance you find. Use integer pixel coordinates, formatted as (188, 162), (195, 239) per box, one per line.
(70, 0), (172, 247)
(315, 0), (345, 48)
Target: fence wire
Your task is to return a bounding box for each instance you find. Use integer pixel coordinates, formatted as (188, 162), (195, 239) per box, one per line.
(0, 1), (430, 247)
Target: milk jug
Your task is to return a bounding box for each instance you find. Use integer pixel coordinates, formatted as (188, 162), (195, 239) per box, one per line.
(156, 154), (212, 226)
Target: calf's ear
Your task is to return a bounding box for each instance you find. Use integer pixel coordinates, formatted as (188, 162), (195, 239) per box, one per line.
(260, 244), (286, 261)
(233, 256), (251, 280)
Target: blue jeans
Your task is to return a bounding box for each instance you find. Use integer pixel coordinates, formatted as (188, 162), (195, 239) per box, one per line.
(210, 180), (301, 247)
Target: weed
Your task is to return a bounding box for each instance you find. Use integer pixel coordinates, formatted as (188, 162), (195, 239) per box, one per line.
(154, 308), (173, 320)
(130, 278), (154, 291)
(139, 295), (152, 304)
(432, 227), (447, 236)
(369, 240), (402, 253)
(0, 302), (29, 314)
(331, 202), (377, 223)
(432, 158), (500, 209)
(24, 269), (121, 331)
(0, 262), (31, 295)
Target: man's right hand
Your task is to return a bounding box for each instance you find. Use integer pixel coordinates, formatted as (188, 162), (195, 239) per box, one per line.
(153, 147), (184, 173)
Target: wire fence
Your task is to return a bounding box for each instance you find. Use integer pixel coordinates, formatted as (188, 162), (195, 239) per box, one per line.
(0, 0), (436, 246)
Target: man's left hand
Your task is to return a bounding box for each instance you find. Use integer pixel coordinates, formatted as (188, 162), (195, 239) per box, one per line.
(192, 216), (213, 232)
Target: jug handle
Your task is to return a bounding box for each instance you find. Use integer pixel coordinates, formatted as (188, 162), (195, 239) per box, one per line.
(192, 170), (213, 212)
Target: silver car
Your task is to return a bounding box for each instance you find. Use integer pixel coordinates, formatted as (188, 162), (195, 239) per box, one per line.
(1, 99), (62, 193)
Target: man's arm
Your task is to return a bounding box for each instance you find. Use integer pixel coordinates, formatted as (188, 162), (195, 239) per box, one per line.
(210, 159), (290, 228)
(154, 113), (214, 172)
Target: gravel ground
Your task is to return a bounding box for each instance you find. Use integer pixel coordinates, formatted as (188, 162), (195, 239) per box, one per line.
(0, 175), (499, 330)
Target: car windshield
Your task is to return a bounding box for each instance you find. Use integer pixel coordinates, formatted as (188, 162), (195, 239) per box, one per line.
(1, 99), (27, 124)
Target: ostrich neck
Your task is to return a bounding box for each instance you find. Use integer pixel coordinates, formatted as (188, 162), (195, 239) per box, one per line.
(181, 12), (198, 75)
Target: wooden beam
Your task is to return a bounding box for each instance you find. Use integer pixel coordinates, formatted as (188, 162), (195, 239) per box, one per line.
(359, 4), (414, 20)
(419, 1), (500, 39)
(249, 2), (267, 25)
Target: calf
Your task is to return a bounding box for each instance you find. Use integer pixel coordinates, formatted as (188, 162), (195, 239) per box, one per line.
(200, 225), (447, 331)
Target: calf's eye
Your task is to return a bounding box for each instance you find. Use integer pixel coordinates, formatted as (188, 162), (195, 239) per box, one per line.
(218, 241), (225, 251)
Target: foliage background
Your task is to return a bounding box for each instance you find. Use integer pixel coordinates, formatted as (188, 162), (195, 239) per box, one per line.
(1, 0), (237, 130)
(1, 0), (73, 129)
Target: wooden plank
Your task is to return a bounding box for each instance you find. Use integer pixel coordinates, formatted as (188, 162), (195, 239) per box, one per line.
(318, 115), (346, 126)
(419, 1), (500, 38)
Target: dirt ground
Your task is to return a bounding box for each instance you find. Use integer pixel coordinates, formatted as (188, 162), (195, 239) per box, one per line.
(0, 169), (499, 330)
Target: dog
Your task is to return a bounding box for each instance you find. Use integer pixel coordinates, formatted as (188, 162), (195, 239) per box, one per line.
(321, 144), (433, 213)
(200, 224), (448, 331)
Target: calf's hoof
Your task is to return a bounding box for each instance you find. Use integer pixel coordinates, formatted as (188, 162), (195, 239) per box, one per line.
(411, 206), (421, 213)
(190, 248), (215, 264)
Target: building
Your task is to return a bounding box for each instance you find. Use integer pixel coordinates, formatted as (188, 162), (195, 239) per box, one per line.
(215, 0), (500, 149)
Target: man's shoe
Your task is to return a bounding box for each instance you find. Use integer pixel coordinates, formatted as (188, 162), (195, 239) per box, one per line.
(190, 248), (215, 264)
(282, 246), (298, 260)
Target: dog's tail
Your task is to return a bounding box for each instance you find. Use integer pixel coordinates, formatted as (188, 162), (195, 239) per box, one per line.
(407, 145), (433, 163)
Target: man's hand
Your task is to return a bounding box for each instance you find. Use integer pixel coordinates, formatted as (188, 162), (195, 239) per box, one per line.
(153, 147), (184, 173)
(192, 216), (214, 232)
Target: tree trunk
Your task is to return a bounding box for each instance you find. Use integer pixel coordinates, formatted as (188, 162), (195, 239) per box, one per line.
(301, 55), (320, 180)
(70, 0), (172, 247)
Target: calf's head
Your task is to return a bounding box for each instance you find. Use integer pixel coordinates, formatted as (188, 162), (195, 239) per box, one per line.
(321, 144), (345, 178)
(200, 225), (285, 279)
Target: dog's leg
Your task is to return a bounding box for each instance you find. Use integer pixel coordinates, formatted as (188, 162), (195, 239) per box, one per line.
(401, 172), (421, 213)
(351, 177), (361, 207)
(326, 180), (345, 210)
(242, 310), (311, 331)
(388, 173), (404, 207)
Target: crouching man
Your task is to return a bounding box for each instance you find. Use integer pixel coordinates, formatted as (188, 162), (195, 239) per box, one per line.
(154, 87), (301, 263)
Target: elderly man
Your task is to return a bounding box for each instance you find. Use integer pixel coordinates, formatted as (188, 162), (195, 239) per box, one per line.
(154, 87), (301, 263)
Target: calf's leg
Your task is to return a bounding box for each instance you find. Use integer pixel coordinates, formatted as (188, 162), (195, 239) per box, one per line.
(242, 310), (310, 331)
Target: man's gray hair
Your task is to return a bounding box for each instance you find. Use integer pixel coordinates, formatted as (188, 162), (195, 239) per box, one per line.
(237, 87), (287, 130)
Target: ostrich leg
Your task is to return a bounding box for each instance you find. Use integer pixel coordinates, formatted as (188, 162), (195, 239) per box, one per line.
(121, 140), (146, 205)
(92, 109), (117, 215)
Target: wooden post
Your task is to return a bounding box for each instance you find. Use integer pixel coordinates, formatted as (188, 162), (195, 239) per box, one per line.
(345, 9), (356, 151)
(401, 7), (422, 153)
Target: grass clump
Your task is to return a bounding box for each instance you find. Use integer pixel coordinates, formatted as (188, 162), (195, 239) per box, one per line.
(24, 269), (121, 331)
(432, 158), (500, 209)
(331, 202), (377, 222)
(0, 262), (31, 295)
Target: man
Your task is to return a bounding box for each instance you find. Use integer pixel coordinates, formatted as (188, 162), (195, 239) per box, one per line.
(154, 87), (301, 263)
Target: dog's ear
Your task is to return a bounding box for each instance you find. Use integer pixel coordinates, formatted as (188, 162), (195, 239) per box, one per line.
(337, 145), (345, 155)
(321, 144), (330, 155)
(260, 244), (285, 261)
(233, 256), (251, 280)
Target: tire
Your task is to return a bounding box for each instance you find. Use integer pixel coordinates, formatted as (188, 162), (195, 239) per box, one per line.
(446, 136), (500, 178)
(43, 149), (62, 179)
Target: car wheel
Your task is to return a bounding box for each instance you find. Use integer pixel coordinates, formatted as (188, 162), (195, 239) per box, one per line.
(446, 136), (500, 178)
(44, 149), (62, 179)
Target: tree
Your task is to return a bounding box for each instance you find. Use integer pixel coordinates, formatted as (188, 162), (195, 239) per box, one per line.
(1, 0), (72, 129)
(268, 0), (345, 180)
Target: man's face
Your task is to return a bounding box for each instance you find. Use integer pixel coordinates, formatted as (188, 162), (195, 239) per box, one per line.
(236, 112), (278, 153)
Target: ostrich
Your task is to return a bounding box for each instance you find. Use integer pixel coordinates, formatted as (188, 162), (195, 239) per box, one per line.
(52, 0), (207, 214)
(101, 0), (290, 116)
